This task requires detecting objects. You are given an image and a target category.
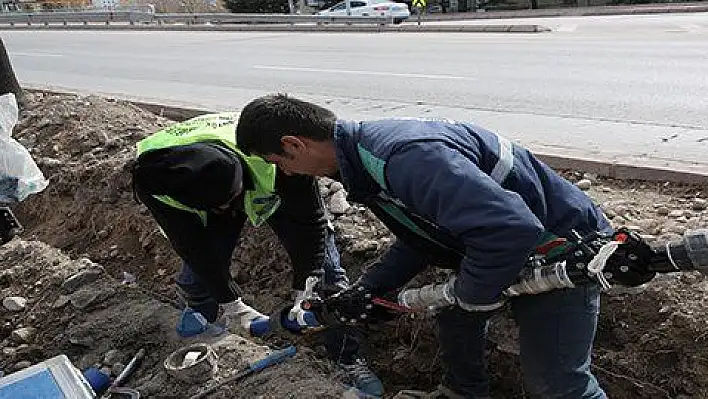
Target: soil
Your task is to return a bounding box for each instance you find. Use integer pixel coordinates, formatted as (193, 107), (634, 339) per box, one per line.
(2, 91), (708, 398)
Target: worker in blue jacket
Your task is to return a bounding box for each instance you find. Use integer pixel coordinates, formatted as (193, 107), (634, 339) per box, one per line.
(235, 93), (611, 398)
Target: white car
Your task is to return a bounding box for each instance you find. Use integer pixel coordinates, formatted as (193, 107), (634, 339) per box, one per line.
(317, 0), (410, 24)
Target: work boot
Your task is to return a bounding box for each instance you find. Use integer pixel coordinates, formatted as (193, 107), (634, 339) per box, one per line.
(175, 264), (219, 322)
(175, 283), (219, 322)
(339, 356), (384, 398)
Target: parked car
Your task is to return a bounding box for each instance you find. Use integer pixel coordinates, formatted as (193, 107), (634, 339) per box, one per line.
(316, 0), (410, 24)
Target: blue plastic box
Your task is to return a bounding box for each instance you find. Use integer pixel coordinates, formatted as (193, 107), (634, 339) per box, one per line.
(0, 355), (95, 399)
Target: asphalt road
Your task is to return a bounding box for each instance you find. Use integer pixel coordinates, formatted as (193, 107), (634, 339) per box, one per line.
(2, 12), (707, 174)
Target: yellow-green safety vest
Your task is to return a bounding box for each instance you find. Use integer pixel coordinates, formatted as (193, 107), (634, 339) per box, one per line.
(136, 112), (280, 227)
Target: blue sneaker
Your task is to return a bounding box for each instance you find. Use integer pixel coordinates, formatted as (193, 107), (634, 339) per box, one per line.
(339, 356), (384, 398)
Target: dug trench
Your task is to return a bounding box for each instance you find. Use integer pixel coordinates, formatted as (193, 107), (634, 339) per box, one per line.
(2, 91), (708, 398)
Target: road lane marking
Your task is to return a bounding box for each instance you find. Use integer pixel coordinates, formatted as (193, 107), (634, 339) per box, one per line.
(12, 52), (64, 58)
(252, 65), (473, 81)
(555, 24), (578, 32)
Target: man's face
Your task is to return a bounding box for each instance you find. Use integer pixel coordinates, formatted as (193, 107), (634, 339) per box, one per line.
(262, 135), (336, 177)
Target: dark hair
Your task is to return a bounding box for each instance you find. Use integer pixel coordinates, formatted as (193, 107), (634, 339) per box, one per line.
(236, 93), (336, 156)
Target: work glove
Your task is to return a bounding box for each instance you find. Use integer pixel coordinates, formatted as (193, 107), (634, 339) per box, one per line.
(398, 274), (506, 313)
(220, 298), (268, 336)
(325, 283), (374, 325)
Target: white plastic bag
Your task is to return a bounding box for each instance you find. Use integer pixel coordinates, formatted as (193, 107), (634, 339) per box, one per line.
(0, 93), (48, 203)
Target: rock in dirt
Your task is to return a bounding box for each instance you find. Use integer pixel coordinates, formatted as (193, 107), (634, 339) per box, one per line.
(103, 349), (123, 366)
(52, 295), (71, 309)
(69, 289), (100, 310)
(11, 327), (36, 344)
(328, 190), (351, 215)
(693, 198), (707, 211)
(2, 296), (27, 312)
(61, 267), (103, 294)
(576, 179), (592, 190)
(330, 181), (344, 194)
(668, 210), (684, 218)
(655, 205), (671, 216)
(12, 361), (32, 371)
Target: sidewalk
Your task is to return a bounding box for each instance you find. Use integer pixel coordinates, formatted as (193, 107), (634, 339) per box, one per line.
(421, 1), (708, 20)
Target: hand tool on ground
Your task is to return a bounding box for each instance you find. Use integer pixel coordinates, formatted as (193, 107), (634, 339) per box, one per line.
(189, 345), (297, 399)
(99, 348), (145, 399)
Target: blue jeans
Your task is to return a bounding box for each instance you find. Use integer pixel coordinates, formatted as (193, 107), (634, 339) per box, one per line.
(436, 284), (606, 398)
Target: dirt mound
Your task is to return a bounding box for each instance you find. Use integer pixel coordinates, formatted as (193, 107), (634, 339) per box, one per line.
(14, 92), (180, 296)
(0, 239), (345, 398)
(5, 91), (708, 398)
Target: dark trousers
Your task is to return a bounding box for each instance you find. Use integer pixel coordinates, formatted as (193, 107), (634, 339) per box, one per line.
(177, 227), (360, 364)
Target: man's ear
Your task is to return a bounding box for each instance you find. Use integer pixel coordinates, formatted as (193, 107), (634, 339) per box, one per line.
(280, 135), (307, 154)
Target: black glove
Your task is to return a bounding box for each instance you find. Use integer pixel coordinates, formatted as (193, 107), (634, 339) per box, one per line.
(324, 284), (374, 325)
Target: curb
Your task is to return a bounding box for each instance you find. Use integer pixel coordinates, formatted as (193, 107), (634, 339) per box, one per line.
(420, 2), (708, 21)
(0, 23), (550, 33)
(532, 153), (708, 186)
(26, 88), (708, 186)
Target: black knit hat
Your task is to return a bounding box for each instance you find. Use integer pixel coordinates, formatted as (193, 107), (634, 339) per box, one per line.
(132, 143), (243, 210)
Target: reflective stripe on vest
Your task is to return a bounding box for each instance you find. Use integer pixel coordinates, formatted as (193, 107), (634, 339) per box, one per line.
(136, 112), (279, 227)
(490, 134), (514, 184)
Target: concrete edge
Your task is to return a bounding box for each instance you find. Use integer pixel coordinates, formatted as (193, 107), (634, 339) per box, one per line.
(0, 22), (550, 33)
(533, 154), (708, 186)
(420, 3), (708, 21)
(25, 88), (708, 186)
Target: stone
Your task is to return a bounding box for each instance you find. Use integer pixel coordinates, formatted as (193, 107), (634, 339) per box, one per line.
(103, 349), (123, 366)
(328, 190), (351, 215)
(575, 179), (592, 191)
(668, 210), (684, 218)
(582, 172), (598, 181)
(655, 206), (670, 216)
(2, 296), (27, 312)
(351, 240), (379, 254)
(329, 181), (344, 194)
(2, 347), (16, 356)
(12, 361), (31, 371)
(52, 295), (71, 309)
(61, 267), (103, 294)
(692, 198), (707, 211)
(11, 327), (37, 344)
(70, 289), (100, 310)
